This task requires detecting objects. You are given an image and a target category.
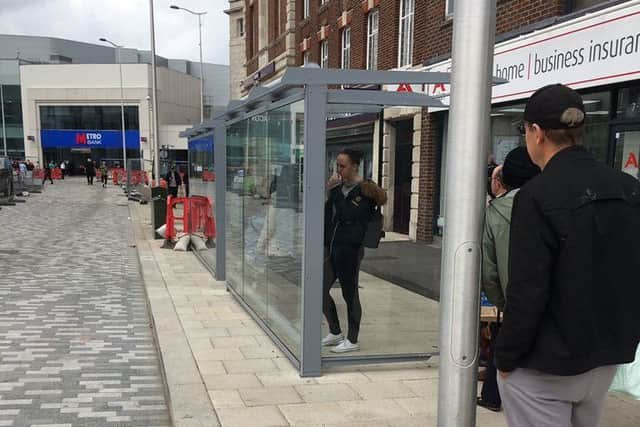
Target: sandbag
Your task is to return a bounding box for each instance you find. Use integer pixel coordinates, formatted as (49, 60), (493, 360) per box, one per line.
(174, 234), (191, 251)
(610, 345), (640, 399)
(190, 235), (208, 251)
(156, 224), (167, 239)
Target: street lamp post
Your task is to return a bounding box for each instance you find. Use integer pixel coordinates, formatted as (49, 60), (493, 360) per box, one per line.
(170, 4), (207, 122)
(149, 0), (161, 183)
(99, 37), (127, 171)
(0, 84), (7, 157)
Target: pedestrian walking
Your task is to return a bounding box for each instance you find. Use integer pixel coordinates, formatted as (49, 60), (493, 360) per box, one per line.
(322, 148), (387, 353)
(478, 148), (540, 413)
(60, 161), (66, 179)
(165, 164), (182, 198)
(99, 161), (108, 188)
(42, 160), (53, 185)
(85, 158), (96, 185)
(495, 84), (640, 427)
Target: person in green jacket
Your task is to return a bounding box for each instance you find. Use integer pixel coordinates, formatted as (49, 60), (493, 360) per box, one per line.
(479, 146), (540, 412)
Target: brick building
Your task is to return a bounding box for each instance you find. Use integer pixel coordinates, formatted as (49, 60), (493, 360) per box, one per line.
(235, 0), (640, 242)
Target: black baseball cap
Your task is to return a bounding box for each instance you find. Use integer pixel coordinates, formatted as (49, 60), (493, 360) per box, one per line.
(524, 84), (585, 130)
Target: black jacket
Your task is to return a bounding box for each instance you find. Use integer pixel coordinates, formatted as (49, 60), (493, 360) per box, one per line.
(495, 145), (640, 376)
(165, 170), (182, 187)
(324, 181), (386, 248)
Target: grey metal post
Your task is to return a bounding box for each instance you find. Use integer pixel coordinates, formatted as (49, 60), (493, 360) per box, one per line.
(149, 0), (161, 183)
(0, 84), (6, 157)
(437, 2), (497, 426)
(117, 47), (127, 174)
(198, 14), (205, 122)
(300, 84), (327, 377)
(214, 121), (226, 281)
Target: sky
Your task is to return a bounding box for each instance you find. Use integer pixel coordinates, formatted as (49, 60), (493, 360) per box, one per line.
(0, 0), (230, 65)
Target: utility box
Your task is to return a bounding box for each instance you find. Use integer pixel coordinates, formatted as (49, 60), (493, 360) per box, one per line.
(150, 186), (168, 239)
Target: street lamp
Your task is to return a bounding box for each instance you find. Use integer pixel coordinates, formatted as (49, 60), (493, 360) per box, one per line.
(99, 37), (127, 171)
(170, 4), (207, 122)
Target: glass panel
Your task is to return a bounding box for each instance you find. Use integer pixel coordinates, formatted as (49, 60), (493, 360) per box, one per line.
(322, 114), (439, 360)
(242, 114), (269, 320)
(264, 101), (304, 358)
(224, 100), (305, 359)
(489, 104), (526, 164)
(614, 130), (640, 180)
(188, 134), (216, 271)
(226, 121), (247, 295)
(582, 91), (610, 163)
(39, 106), (139, 130)
(617, 86), (640, 121)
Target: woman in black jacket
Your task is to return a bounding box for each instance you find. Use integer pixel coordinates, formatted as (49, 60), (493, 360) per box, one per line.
(322, 149), (387, 353)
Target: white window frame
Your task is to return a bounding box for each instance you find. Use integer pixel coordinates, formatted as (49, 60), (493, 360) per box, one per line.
(366, 9), (379, 70)
(320, 40), (329, 68)
(304, 0), (310, 18)
(398, 0), (415, 68)
(445, 0), (454, 18)
(341, 27), (351, 69)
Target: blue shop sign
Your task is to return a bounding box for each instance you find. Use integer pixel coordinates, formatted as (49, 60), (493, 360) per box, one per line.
(188, 135), (214, 152)
(40, 130), (141, 150)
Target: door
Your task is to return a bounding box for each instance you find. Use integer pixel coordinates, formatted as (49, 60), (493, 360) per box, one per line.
(393, 120), (413, 234)
(613, 126), (640, 181)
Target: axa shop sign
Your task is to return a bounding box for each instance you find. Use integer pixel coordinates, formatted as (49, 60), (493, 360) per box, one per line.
(392, 2), (640, 105)
(40, 129), (141, 149)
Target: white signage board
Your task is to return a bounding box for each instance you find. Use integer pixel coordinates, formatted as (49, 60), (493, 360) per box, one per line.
(401, 1), (640, 106)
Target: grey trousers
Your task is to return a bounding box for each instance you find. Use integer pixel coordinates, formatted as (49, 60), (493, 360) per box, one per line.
(497, 365), (617, 427)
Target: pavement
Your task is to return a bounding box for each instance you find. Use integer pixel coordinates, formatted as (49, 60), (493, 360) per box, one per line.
(2, 177), (638, 427)
(0, 177), (170, 426)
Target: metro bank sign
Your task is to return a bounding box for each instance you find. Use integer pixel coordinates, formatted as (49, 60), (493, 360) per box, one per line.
(75, 132), (104, 146)
(40, 129), (141, 150)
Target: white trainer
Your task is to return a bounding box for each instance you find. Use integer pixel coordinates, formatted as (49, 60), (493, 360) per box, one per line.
(322, 333), (344, 346)
(331, 339), (360, 353)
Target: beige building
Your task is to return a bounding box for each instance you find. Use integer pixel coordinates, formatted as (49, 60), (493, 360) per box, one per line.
(225, 0), (247, 100)
(20, 63), (200, 169)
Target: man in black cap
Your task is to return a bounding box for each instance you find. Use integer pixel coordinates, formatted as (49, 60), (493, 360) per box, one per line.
(479, 146), (540, 412)
(495, 84), (640, 426)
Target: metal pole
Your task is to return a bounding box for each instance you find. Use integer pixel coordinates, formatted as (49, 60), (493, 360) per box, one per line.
(117, 47), (127, 172)
(0, 84), (7, 157)
(214, 120), (226, 281)
(198, 13), (205, 122)
(437, 2), (497, 426)
(149, 0), (161, 183)
(300, 84), (327, 377)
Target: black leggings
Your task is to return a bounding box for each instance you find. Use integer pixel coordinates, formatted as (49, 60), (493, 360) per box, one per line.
(322, 245), (364, 343)
(101, 175), (108, 186)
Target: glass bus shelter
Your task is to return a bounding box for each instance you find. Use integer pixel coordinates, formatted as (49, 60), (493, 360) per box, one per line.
(182, 66), (452, 376)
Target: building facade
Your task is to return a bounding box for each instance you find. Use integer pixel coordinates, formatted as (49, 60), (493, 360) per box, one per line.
(233, 0), (640, 242)
(0, 34), (230, 161)
(20, 63), (200, 172)
(225, 0), (248, 100)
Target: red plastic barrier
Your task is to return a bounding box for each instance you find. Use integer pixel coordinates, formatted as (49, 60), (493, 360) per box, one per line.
(202, 171), (216, 182)
(165, 196), (189, 241)
(32, 169), (44, 180)
(189, 195), (216, 240)
(51, 168), (62, 180)
(111, 168), (125, 184)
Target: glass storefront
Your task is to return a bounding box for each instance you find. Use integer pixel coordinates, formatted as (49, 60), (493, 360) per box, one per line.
(1, 84), (24, 159)
(40, 105), (139, 131)
(39, 105), (141, 173)
(226, 101), (305, 359)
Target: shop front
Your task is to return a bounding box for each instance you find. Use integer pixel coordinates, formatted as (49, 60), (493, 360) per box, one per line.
(424, 0), (640, 232)
(39, 105), (141, 173)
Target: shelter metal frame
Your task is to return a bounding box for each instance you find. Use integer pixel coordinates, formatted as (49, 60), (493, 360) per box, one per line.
(181, 66), (503, 377)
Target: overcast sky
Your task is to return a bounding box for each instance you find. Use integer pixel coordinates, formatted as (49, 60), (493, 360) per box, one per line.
(0, 0), (230, 65)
